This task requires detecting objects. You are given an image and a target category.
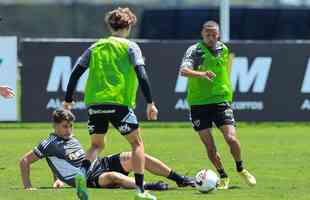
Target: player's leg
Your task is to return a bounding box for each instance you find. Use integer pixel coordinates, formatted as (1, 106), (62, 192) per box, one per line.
(124, 129), (145, 190)
(214, 103), (256, 186)
(97, 171), (168, 191)
(218, 125), (241, 166)
(218, 125), (256, 186)
(198, 128), (229, 189)
(110, 106), (156, 199)
(98, 171), (137, 189)
(190, 105), (229, 189)
(86, 134), (106, 161)
(75, 109), (109, 200)
(81, 108), (109, 173)
(87, 154), (167, 191)
(111, 106), (156, 199)
(119, 152), (194, 187)
(125, 131), (157, 199)
(111, 107), (145, 191)
(85, 109), (109, 162)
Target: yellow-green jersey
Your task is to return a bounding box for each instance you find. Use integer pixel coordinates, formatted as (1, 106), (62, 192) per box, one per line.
(66, 36), (145, 108)
(180, 41), (233, 106)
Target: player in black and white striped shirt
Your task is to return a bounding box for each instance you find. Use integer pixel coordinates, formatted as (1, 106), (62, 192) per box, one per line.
(19, 109), (194, 195)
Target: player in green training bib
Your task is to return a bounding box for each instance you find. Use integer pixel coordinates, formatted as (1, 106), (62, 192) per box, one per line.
(64, 8), (158, 200)
(179, 21), (256, 190)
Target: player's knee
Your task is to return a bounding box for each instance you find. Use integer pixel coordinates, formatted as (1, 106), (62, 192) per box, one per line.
(226, 134), (238, 145)
(90, 140), (104, 150)
(130, 138), (144, 149)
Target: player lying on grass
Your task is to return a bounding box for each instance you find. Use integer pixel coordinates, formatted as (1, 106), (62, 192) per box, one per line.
(19, 109), (194, 191)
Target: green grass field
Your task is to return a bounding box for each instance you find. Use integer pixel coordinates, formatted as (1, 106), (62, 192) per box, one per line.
(0, 123), (309, 200)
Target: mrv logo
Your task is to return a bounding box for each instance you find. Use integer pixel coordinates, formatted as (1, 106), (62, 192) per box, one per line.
(46, 56), (88, 92)
(46, 56), (88, 110)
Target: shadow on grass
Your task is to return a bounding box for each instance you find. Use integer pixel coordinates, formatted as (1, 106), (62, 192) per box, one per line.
(10, 186), (72, 190)
(193, 185), (242, 195)
(228, 185), (241, 190)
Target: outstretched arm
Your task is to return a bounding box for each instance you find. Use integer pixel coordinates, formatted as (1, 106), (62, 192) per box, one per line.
(64, 49), (90, 109)
(19, 151), (39, 190)
(128, 41), (158, 120)
(134, 65), (158, 120)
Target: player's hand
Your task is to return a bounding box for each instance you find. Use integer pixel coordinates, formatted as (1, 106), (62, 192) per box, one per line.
(53, 179), (65, 189)
(202, 71), (216, 81)
(0, 86), (15, 98)
(63, 101), (74, 110)
(147, 103), (158, 120)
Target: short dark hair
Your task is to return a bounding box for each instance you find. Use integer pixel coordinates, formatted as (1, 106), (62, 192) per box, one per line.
(52, 109), (75, 124)
(105, 7), (137, 31)
(202, 20), (219, 31)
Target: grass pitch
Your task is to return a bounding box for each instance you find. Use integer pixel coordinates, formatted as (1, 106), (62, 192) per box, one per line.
(0, 123), (309, 200)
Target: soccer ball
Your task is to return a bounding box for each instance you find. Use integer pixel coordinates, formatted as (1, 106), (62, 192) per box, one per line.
(195, 169), (219, 193)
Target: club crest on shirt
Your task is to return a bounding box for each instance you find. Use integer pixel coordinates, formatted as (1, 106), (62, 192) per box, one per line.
(192, 120), (201, 127)
(118, 124), (131, 134)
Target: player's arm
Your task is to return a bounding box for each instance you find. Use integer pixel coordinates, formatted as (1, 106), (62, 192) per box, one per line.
(64, 48), (90, 109)
(134, 65), (153, 104)
(179, 45), (216, 81)
(128, 41), (158, 120)
(19, 151), (40, 190)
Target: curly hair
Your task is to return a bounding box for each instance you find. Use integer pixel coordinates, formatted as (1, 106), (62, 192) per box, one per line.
(105, 7), (137, 31)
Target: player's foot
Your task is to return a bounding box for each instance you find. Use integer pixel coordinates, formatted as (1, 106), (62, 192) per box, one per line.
(144, 181), (169, 190)
(239, 169), (256, 186)
(75, 172), (88, 200)
(217, 177), (229, 190)
(135, 191), (157, 200)
(176, 176), (196, 187)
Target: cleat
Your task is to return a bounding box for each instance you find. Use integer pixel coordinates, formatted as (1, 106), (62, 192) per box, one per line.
(217, 177), (229, 190)
(135, 191), (157, 200)
(75, 172), (88, 200)
(239, 169), (256, 186)
(176, 176), (196, 187)
(144, 181), (169, 191)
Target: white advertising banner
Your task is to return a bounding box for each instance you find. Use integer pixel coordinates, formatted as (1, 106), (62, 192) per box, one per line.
(0, 36), (17, 121)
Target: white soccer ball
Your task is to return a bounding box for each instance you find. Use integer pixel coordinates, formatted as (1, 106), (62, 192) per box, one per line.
(195, 169), (219, 193)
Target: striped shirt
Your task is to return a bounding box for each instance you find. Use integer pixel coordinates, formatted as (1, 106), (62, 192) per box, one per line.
(33, 133), (86, 186)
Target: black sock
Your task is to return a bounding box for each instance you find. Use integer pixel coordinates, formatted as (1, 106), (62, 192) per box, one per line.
(217, 168), (228, 178)
(80, 159), (91, 175)
(167, 170), (184, 183)
(236, 161), (244, 172)
(134, 173), (145, 193)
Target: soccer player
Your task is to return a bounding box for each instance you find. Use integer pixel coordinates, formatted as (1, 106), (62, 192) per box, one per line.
(179, 21), (256, 189)
(19, 109), (194, 193)
(63, 7), (160, 200)
(0, 85), (15, 98)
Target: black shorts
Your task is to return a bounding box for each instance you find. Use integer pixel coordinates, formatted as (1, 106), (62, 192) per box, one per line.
(190, 102), (235, 131)
(87, 104), (139, 135)
(87, 153), (129, 188)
